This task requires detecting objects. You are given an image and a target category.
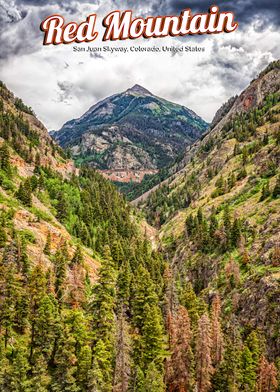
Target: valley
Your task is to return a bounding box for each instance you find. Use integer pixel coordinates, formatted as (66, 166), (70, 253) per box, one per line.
(0, 60), (279, 392)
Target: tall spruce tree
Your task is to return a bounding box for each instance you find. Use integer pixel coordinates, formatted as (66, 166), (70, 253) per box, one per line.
(196, 314), (213, 392)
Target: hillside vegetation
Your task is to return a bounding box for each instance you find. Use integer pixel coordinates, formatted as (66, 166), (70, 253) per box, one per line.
(0, 82), (168, 391)
(140, 63), (280, 391)
(0, 61), (280, 392)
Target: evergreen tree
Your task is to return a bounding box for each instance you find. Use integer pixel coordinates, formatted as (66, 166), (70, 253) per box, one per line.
(0, 142), (12, 174)
(223, 205), (231, 246)
(179, 281), (200, 328)
(54, 241), (69, 302)
(56, 191), (69, 222)
(231, 218), (241, 248)
(240, 346), (257, 391)
(166, 305), (194, 391)
(223, 317), (243, 392)
(71, 244), (84, 266)
(257, 356), (278, 392)
(4, 346), (31, 392)
(130, 264), (158, 330)
(30, 354), (50, 392)
(16, 179), (32, 207)
(143, 362), (165, 392)
(90, 245), (117, 390)
(117, 259), (132, 307)
(196, 314), (213, 392)
(43, 231), (51, 255)
(51, 331), (79, 392)
(113, 311), (131, 392)
(211, 294), (224, 368)
(140, 303), (166, 371)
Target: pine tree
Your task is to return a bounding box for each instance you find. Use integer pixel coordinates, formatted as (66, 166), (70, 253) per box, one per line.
(111, 240), (125, 267)
(76, 345), (91, 390)
(257, 356), (278, 392)
(223, 205), (231, 247)
(196, 314), (213, 392)
(117, 259), (132, 307)
(131, 366), (145, 392)
(246, 331), (261, 370)
(242, 145), (249, 165)
(225, 258), (240, 289)
(211, 294), (224, 368)
(166, 305), (194, 391)
(71, 244), (84, 266)
(90, 245), (117, 390)
(130, 264), (158, 330)
(180, 281), (200, 328)
(113, 311), (131, 392)
(223, 316), (243, 392)
(51, 331), (79, 392)
(54, 241), (69, 302)
(4, 346), (31, 391)
(56, 191), (68, 222)
(0, 248), (21, 348)
(88, 339), (113, 392)
(30, 354), (50, 392)
(231, 218), (241, 247)
(240, 346), (257, 391)
(140, 303), (166, 371)
(0, 225), (7, 248)
(143, 362), (165, 392)
(0, 142), (12, 174)
(43, 231), (51, 255)
(16, 179), (32, 207)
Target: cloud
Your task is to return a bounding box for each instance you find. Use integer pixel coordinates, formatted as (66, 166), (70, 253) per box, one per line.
(56, 81), (74, 103)
(0, 0), (279, 131)
(150, 0), (280, 30)
(0, 0), (23, 28)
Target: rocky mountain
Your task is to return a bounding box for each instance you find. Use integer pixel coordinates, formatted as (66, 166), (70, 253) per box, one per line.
(52, 84), (208, 182)
(138, 61), (280, 389)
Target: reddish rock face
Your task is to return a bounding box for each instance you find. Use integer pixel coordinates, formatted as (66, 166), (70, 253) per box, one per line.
(98, 169), (158, 183)
(243, 95), (254, 109)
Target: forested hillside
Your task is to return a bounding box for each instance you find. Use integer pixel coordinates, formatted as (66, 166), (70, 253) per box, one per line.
(141, 61), (280, 391)
(0, 81), (167, 391)
(1, 61), (280, 392)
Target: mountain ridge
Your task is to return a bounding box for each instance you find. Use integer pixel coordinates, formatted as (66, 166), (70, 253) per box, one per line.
(52, 84), (208, 183)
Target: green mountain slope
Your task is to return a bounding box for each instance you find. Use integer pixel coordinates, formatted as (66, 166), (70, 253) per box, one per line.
(0, 81), (168, 391)
(141, 61), (280, 391)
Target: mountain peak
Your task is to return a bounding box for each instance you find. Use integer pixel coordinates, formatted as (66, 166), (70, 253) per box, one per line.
(126, 84), (152, 95)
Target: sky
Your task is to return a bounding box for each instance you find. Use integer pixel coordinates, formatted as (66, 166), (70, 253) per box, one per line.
(0, 0), (279, 130)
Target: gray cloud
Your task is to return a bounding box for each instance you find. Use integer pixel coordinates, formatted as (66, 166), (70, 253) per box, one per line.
(150, 0), (280, 29)
(0, 0), (23, 28)
(56, 81), (74, 103)
(0, 0), (279, 131)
